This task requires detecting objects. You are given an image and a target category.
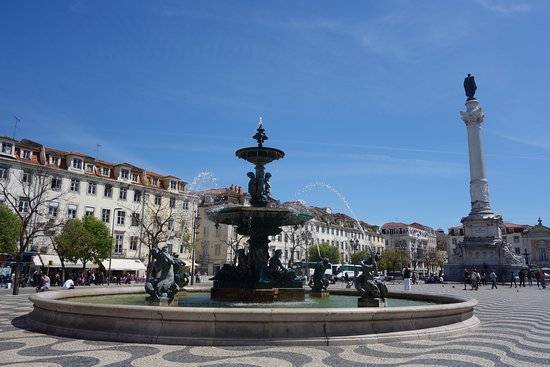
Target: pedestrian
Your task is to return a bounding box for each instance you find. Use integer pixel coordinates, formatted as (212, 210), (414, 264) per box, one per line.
(63, 278), (75, 289)
(510, 271), (517, 288)
(463, 269), (470, 290)
(527, 269), (533, 287)
(36, 274), (50, 292)
(519, 269), (526, 287)
(490, 271), (498, 289)
(403, 267), (412, 291)
(412, 272), (418, 285)
(470, 271), (479, 291)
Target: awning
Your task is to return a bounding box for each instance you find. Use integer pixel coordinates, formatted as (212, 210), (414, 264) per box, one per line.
(32, 254), (97, 269)
(101, 258), (146, 271)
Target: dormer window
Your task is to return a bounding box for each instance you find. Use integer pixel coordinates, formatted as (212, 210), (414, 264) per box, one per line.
(21, 150), (31, 160)
(131, 173), (139, 182)
(85, 163), (94, 173)
(101, 167), (110, 176)
(152, 177), (158, 186)
(72, 158), (83, 169)
(121, 169), (129, 179)
(170, 181), (177, 190)
(1, 142), (13, 155)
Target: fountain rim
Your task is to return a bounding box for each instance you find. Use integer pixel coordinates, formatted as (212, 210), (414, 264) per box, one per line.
(29, 287), (477, 314)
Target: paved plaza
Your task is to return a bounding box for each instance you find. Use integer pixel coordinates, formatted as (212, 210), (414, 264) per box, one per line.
(0, 283), (548, 367)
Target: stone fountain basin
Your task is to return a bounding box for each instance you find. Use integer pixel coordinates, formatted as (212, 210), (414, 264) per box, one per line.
(27, 287), (478, 346)
(207, 205), (313, 229)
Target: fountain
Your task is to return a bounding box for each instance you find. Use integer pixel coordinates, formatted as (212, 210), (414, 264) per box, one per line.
(25, 118), (479, 345)
(207, 120), (313, 302)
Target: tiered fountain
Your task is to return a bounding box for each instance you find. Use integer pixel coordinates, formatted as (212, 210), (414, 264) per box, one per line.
(208, 120), (312, 302)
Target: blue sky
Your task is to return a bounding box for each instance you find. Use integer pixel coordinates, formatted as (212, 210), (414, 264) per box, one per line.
(1, 0), (549, 230)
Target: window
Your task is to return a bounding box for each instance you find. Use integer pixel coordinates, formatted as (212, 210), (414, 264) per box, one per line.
(67, 205), (78, 218)
(1, 142), (13, 154)
(85, 206), (95, 217)
(0, 166), (8, 179)
(170, 181), (177, 190)
(134, 190), (141, 202)
(22, 171), (31, 184)
(72, 158), (83, 169)
(22, 150), (31, 159)
(167, 219), (174, 230)
(179, 244), (184, 253)
(87, 182), (97, 195)
(120, 169), (129, 179)
(116, 210), (126, 225)
(131, 213), (139, 226)
(169, 197), (176, 208)
(18, 197), (29, 213)
(513, 236), (520, 243)
(155, 195), (161, 205)
(119, 187), (127, 200)
(515, 247), (521, 255)
(152, 177), (158, 186)
(215, 244), (221, 256)
(182, 200), (189, 210)
(101, 167), (110, 176)
(48, 202), (58, 217)
(70, 178), (80, 192)
(114, 234), (124, 254)
(130, 236), (138, 251)
(101, 209), (110, 223)
(131, 173), (139, 182)
(51, 177), (62, 190)
(104, 184), (112, 198)
(85, 163), (94, 173)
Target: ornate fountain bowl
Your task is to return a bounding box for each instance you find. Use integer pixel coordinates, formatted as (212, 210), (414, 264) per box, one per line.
(207, 205), (313, 236)
(235, 146), (285, 165)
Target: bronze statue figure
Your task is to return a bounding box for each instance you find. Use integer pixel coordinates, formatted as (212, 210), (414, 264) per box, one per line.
(308, 258), (330, 292)
(355, 253), (388, 302)
(145, 246), (182, 303)
(464, 73), (477, 100)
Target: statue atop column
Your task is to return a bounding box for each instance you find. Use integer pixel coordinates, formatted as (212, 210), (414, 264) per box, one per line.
(464, 73), (477, 100)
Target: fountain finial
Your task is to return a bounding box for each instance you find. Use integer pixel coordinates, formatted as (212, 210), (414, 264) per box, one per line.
(253, 117), (268, 147)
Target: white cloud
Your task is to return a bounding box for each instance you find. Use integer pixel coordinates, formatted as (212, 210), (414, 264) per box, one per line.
(474, 0), (531, 15)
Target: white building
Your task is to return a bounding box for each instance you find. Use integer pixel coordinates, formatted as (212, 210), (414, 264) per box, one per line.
(381, 222), (437, 273)
(269, 206), (385, 266)
(0, 137), (197, 274)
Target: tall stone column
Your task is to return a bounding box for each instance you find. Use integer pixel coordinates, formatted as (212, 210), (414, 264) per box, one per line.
(460, 98), (493, 215)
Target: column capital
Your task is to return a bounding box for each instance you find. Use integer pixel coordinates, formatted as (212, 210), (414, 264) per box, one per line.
(460, 99), (485, 126)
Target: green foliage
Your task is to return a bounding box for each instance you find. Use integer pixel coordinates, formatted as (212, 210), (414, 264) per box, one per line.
(379, 249), (409, 272)
(58, 217), (112, 267)
(351, 250), (372, 265)
(0, 206), (21, 254)
(308, 242), (340, 264)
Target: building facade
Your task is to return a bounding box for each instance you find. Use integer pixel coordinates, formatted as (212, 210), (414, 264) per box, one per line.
(381, 222), (437, 273)
(0, 137), (197, 273)
(269, 206), (385, 266)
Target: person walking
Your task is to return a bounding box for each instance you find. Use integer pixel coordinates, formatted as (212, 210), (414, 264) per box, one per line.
(510, 271), (517, 288)
(527, 269), (533, 287)
(403, 267), (412, 291)
(519, 269), (526, 287)
(470, 270), (479, 291)
(463, 269), (470, 290)
(489, 271), (497, 289)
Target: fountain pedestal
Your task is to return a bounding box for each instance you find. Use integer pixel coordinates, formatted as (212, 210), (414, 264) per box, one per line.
(310, 291), (330, 298)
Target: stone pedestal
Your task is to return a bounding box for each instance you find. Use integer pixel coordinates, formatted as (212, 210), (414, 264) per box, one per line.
(277, 288), (305, 301)
(309, 291), (330, 298)
(357, 297), (385, 308)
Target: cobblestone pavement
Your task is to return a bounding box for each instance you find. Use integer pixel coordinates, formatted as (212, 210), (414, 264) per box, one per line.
(0, 283), (549, 366)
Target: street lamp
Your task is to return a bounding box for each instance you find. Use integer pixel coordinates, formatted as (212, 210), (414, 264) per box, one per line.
(108, 207), (123, 285)
(301, 229), (312, 281)
(190, 207), (201, 285)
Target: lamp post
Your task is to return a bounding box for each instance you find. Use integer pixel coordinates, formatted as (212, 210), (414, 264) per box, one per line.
(108, 207), (123, 285)
(301, 229), (312, 281)
(190, 207), (200, 285)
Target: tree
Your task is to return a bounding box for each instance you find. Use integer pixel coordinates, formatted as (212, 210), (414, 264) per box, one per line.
(133, 196), (188, 277)
(0, 205), (21, 254)
(282, 225), (307, 266)
(52, 219), (85, 283)
(379, 249), (408, 272)
(77, 216), (112, 270)
(308, 242), (340, 264)
(351, 250), (372, 265)
(0, 168), (65, 295)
